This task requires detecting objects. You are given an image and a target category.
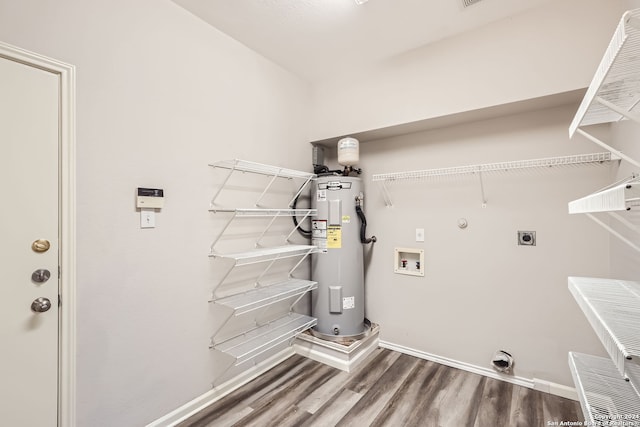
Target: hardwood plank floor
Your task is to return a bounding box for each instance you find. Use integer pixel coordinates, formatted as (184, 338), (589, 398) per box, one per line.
(178, 348), (582, 427)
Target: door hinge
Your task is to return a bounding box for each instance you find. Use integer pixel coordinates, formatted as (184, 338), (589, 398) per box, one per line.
(58, 265), (61, 279)
(58, 294), (62, 307)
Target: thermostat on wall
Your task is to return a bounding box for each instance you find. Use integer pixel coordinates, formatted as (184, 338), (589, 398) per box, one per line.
(136, 187), (164, 209)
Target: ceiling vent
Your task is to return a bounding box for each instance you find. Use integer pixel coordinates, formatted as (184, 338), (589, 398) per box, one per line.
(461, 0), (483, 8)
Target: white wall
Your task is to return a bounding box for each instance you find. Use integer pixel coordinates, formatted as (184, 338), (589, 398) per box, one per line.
(0, 1), (310, 426)
(309, 0), (630, 141)
(323, 104), (613, 387)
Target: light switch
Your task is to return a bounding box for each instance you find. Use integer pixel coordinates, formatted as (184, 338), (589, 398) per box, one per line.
(416, 228), (425, 242)
(141, 209), (155, 228)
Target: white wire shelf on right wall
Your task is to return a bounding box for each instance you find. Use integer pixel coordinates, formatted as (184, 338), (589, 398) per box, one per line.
(566, 9), (640, 424)
(569, 8), (640, 169)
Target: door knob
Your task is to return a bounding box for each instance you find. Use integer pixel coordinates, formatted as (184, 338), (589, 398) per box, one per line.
(31, 297), (52, 313)
(31, 269), (51, 283)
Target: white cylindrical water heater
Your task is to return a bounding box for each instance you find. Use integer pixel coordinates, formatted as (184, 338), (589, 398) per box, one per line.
(310, 176), (367, 339)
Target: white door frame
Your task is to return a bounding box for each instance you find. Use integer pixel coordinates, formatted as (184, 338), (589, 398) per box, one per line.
(0, 41), (77, 427)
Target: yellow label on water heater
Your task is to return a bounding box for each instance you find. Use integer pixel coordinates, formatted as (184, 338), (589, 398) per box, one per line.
(327, 226), (342, 249)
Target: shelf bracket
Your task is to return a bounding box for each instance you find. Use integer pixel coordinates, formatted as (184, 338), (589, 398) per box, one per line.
(608, 211), (640, 233)
(287, 248), (315, 277)
(210, 165), (237, 208)
(255, 172), (281, 207)
(287, 175), (314, 207)
(284, 210), (313, 242)
(255, 215), (280, 247)
(288, 284), (314, 311)
(478, 168), (487, 208)
(585, 213), (640, 253)
(595, 96), (640, 125)
(379, 181), (393, 207)
(209, 213), (237, 252)
(575, 128), (640, 170)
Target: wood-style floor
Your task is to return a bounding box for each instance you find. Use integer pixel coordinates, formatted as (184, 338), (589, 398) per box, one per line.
(178, 348), (582, 427)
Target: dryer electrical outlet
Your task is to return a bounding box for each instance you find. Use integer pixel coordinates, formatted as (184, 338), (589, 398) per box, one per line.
(518, 231), (536, 246)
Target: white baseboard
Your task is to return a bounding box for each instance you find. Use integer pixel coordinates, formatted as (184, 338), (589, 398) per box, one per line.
(379, 341), (577, 401)
(146, 348), (295, 427)
(533, 378), (578, 401)
(293, 327), (379, 372)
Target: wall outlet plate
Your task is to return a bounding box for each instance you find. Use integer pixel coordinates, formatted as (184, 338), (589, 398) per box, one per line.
(518, 231), (536, 246)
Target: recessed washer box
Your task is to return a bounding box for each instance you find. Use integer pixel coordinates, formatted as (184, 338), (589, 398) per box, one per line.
(394, 247), (425, 277)
(136, 187), (164, 209)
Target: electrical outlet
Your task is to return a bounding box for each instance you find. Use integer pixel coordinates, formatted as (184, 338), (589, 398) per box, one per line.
(518, 231), (535, 246)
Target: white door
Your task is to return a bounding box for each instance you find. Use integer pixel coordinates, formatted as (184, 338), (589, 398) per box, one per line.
(0, 55), (60, 426)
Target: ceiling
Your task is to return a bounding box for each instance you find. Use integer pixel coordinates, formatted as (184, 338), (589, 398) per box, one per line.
(172, 0), (557, 83)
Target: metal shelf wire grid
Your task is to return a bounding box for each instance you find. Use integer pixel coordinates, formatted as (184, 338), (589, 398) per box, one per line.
(372, 152), (614, 183)
(569, 179), (640, 213)
(569, 352), (640, 426)
(209, 159), (315, 180)
(209, 244), (317, 265)
(569, 277), (640, 378)
(213, 313), (317, 366)
(213, 279), (318, 316)
(570, 9), (640, 136)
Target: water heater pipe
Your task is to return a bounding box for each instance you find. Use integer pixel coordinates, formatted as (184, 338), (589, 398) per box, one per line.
(355, 196), (376, 244)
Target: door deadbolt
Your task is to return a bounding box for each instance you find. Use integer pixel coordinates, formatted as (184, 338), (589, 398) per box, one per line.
(31, 239), (51, 253)
(31, 297), (52, 313)
(31, 269), (51, 283)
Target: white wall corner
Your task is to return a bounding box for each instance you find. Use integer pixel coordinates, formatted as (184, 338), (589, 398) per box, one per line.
(145, 348), (295, 427)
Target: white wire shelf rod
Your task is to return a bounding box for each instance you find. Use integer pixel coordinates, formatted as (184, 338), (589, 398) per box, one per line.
(372, 152), (614, 182)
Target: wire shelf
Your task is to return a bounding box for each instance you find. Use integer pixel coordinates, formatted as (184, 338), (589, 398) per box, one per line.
(570, 9), (640, 136)
(209, 244), (317, 266)
(208, 208), (316, 216)
(209, 159), (315, 208)
(209, 159), (315, 180)
(371, 152), (614, 182)
(213, 279), (317, 316)
(372, 152), (615, 207)
(212, 313), (317, 366)
(569, 178), (640, 213)
(569, 277), (640, 379)
(569, 352), (640, 426)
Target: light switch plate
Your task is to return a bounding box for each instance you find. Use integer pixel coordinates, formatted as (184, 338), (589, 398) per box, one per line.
(141, 209), (155, 228)
(416, 228), (425, 242)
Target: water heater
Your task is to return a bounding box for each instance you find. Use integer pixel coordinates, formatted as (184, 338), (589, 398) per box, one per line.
(310, 176), (367, 340)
